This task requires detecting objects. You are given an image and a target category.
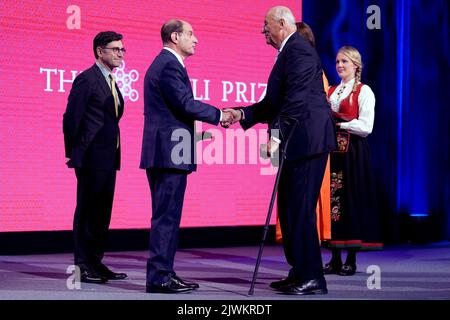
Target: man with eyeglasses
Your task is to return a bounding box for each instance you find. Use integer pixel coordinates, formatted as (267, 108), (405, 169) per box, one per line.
(63, 31), (127, 284)
(140, 20), (235, 293)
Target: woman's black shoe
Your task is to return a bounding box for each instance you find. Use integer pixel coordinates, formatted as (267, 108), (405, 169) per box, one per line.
(339, 264), (357, 276)
(323, 263), (342, 274)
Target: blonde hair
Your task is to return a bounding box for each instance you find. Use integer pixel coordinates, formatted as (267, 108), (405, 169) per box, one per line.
(338, 46), (363, 92)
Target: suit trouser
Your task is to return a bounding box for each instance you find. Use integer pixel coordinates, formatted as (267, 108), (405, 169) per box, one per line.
(73, 167), (116, 271)
(146, 168), (188, 285)
(277, 152), (328, 281)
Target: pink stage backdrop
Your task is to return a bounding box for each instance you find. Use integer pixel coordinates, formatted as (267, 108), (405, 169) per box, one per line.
(0, 1), (301, 231)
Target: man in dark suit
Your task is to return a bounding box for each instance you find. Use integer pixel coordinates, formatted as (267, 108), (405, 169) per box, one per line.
(63, 31), (128, 284)
(226, 6), (337, 295)
(140, 20), (234, 293)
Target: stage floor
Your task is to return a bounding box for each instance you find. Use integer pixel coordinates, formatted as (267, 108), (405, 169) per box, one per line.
(1, 243), (449, 300)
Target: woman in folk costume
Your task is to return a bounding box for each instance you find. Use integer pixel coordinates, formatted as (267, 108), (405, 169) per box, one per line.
(323, 46), (382, 276)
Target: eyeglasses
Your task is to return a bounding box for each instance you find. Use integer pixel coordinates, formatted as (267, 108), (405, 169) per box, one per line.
(102, 47), (126, 54)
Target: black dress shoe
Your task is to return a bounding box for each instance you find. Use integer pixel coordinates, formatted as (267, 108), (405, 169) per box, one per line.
(323, 262), (342, 275)
(173, 275), (199, 289)
(101, 269), (128, 280)
(80, 269), (108, 284)
(339, 264), (357, 276)
(269, 276), (298, 290)
(96, 264), (127, 280)
(278, 278), (328, 295)
(146, 277), (195, 294)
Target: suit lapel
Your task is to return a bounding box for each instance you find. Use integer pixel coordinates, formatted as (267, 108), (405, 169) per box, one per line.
(278, 32), (297, 60)
(93, 64), (111, 97)
(161, 49), (191, 86)
(267, 33), (299, 87)
(116, 83), (124, 119)
(93, 64), (122, 118)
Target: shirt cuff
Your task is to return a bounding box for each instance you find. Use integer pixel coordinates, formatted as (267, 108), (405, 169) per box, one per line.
(271, 136), (281, 144)
(219, 109), (223, 122)
(239, 109), (245, 121)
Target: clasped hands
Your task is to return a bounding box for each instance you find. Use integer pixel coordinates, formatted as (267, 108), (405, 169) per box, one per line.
(220, 108), (242, 128)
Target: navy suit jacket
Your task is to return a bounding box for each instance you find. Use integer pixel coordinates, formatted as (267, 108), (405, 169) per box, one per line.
(140, 49), (220, 172)
(63, 64), (124, 170)
(241, 33), (337, 160)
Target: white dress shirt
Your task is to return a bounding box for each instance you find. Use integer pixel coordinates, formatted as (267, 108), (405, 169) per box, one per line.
(328, 78), (376, 137)
(163, 47), (185, 68)
(278, 31), (296, 53)
(96, 60), (121, 107)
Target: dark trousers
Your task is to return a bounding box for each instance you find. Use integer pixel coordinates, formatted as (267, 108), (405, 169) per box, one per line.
(277, 152), (328, 281)
(146, 168), (188, 286)
(73, 167), (116, 271)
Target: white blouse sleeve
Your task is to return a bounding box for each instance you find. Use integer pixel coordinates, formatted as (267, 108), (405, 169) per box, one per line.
(339, 85), (375, 137)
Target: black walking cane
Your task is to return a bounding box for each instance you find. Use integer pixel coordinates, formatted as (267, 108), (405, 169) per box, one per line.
(248, 116), (299, 296)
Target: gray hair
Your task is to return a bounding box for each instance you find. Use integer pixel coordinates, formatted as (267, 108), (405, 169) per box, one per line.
(272, 6), (296, 27)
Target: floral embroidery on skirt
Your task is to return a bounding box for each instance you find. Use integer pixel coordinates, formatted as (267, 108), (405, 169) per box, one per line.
(330, 171), (343, 221)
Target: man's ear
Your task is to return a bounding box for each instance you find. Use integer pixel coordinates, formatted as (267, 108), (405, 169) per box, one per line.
(170, 32), (178, 44)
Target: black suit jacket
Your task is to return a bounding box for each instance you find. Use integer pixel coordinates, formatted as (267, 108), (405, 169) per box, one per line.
(241, 33), (337, 160)
(63, 64), (124, 170)
(140, 49), (220, 172)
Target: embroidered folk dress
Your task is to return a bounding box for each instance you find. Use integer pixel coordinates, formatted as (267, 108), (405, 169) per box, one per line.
(325, 78), (382, 250)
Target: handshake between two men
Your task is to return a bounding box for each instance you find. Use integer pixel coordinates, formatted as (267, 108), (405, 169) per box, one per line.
(220, 108), (242, 128)
(218, 108), (280, 160)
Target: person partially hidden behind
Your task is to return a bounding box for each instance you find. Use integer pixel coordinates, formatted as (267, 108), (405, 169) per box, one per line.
(140, 20), (234, 293)
(225, 7), (336, 294)
(63, 31), (128, 283)
(323, 46), (382, 276)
